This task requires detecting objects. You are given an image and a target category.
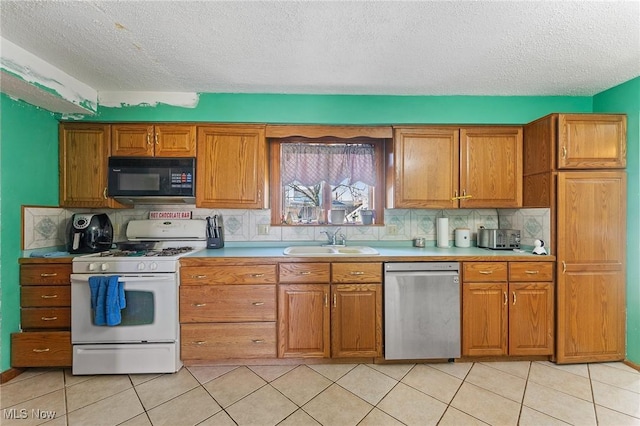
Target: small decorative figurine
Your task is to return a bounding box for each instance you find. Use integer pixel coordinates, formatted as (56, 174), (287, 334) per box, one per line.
(532, 239), (547, 255)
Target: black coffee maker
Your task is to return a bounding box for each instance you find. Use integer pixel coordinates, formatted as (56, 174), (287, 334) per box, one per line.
(67, 213), (114, 254)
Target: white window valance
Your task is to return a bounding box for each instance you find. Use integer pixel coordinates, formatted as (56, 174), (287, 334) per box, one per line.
(281, 142), (376, 186)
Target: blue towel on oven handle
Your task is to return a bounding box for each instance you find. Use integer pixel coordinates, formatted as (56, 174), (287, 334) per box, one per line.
(88, 276), (125, 326)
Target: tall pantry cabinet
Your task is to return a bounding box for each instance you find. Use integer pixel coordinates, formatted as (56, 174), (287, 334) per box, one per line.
(523, 114), (627, 363)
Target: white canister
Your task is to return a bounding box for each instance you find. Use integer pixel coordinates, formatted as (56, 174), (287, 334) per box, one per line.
(454, 228), (471, 247)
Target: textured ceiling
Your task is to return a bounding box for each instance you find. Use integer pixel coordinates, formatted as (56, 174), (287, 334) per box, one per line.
(1, 0), (639, 97)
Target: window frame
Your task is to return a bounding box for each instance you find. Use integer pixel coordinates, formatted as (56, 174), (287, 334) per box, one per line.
(269, 137), (386, 226)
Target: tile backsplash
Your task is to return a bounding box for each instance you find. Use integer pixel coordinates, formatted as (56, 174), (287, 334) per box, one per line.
(23, 205), (551, 252)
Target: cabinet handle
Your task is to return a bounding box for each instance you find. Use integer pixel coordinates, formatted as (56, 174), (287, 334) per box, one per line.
(350, 271), (365, 275)
(250, 273), (265, 278)
(503, 292), (508, 305)
(333, 293), (337, 308)
(299, 271), (311, 275)
(40, 273), (58, 277)
(194, 341), (207, 345)
(525, 270), (539, 274)
(252, 339), (264, 344)
(479, 270), (493, 275)
(562, 261), (567, 274)
(252, 302), (264, 306)
(192, 303), (207, 307)
(561, 146), (567, 158)
(512, 291), (517, 305)
(324, 293), (328, 307)
(154, 133), (159, 145)
(451, 191), (459, 201)
(41, 316), (58, 321)
(147, 133), (151, 145)
(41, 295), (58, 299)
(192, 275), (207, 279)
(459, 189), (472, 200)
(103, 187), (108, 199)
(32, 348), (50, 353)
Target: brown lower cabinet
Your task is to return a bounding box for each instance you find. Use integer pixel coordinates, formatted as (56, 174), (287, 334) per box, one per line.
(179, 265), (277, 360)
(11, 261), (73, 368)
(277, 262), (382, 359)
(462, 261), (554, 357)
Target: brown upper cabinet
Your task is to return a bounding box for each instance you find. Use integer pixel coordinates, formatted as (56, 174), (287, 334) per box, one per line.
(524, 114), (626, 174)
(111, 124), (196, 157)
(59, 123), (127, 208)
(196, 124), (268, 209)
(389, 126), (522, 209)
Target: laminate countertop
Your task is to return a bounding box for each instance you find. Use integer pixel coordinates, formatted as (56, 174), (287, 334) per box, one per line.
(181, 244), (555, 263)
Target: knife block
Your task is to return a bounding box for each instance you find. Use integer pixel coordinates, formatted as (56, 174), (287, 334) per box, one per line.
(206, 227), (224, 249)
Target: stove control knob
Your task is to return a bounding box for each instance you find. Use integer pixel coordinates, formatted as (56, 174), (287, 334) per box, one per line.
(100, 263), (109, 272)
(88, 263), (97, 272)
(137, 262), (145, 271)
(149, 262), (158, 271)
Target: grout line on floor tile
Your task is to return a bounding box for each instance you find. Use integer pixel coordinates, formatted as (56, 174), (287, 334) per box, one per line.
(516, 360), (533, 426)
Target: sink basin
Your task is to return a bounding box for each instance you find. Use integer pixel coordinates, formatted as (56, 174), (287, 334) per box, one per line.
(283, 246), (379, 256)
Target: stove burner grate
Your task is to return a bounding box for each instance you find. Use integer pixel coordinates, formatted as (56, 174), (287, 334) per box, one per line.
(97, 247), (195, 257)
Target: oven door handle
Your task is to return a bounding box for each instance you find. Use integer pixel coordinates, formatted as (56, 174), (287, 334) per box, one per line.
(71, 274), (175, 283)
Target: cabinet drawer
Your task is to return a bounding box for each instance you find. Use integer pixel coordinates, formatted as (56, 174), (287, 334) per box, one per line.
(332, 263), (382, 283)
(509, 262), (554, 282)
(21, 286), (71, 307)
(279, 263), (330, 283)
(463, 262), (508, 282)
(181, 323), (276, 359)
(181, 265), (276, 285)
(180, 285), (276, 322)
(21, 264), (71, 285)
(21, 308), (71, 329)
(11, 331), (72, 367)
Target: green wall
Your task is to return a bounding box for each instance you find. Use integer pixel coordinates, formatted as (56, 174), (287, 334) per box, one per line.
(594, 77), (640, 364)
(91, 94), (592, 124)
(0, 93), (59, 371)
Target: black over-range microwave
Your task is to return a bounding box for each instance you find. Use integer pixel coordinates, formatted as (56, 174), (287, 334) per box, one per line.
(108, 157), (196, 204)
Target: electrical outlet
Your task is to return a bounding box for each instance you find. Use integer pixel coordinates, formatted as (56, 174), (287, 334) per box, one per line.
(387, 224), (398, 235)
(257, 224), (270, 235)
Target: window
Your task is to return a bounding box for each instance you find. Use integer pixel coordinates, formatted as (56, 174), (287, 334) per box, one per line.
(270, 137), (385, 225)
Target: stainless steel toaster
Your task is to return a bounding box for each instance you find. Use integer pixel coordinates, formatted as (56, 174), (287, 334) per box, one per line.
(477, 228), (521, 250)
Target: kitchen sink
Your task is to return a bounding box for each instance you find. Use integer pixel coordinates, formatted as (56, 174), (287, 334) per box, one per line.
(283, 246), (379, 256)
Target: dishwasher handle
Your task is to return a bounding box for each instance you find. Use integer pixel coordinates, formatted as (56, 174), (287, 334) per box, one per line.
(385, 270), (459, 277)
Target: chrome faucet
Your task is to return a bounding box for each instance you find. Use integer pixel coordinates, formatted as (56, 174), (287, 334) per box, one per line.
(321, 228), (346, 246)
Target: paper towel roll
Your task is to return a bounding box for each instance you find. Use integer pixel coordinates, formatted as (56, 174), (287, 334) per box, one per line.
(437, 217), (449, 248)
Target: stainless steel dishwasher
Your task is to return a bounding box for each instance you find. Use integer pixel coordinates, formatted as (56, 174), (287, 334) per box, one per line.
(384, 262), (460, 360)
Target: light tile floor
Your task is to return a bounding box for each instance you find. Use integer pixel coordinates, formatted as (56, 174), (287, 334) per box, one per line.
(1, 361), (639, 425)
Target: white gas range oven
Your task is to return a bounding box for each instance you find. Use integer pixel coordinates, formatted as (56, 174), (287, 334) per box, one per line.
(71, 219), (206, 375)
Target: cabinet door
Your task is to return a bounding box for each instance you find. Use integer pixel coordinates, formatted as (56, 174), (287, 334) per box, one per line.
(460, 127), (523, 208)
(331, 284), (382, 357)
(111, 124), (154, 157)
(277, 284), (330, 358)
(59, 123), (124, 208)
(508, 282), (554, 355)
(462, 282), (507, 356)
(389, 127), (459, 208)
(197, 125), (267, 208)
(558, 114), (626, 169)
(154, 124), (196, 157)
(556, 171), (626, 363)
